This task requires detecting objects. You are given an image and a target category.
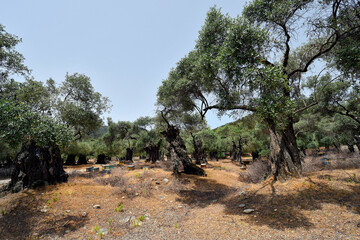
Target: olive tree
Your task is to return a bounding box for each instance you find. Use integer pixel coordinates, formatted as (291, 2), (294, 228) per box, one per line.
(157, 1), (359, 180)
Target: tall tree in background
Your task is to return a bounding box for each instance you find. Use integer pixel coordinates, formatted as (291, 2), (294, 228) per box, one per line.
(59, 73), (110, 141)
(157, 0), (360, 180)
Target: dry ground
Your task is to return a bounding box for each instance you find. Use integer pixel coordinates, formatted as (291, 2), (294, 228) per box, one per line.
(0, 156), (360, 240)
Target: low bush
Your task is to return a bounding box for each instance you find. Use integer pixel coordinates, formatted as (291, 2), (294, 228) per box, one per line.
(239, 160), (271, 183)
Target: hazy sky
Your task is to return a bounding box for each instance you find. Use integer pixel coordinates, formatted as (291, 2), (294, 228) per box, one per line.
(1, 1), (249, 128)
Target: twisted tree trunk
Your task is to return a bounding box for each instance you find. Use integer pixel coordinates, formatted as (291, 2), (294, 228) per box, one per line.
(269, 123), (302, 181)
(162, 125), (206, 176)
(191, 133), (207, 165)
(8, 142), (68, 192)
(231, 139), (243, 164)
(145, 140), (161, 163)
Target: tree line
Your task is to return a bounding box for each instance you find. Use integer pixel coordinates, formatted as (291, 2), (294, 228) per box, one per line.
(0, 0), (359, 190)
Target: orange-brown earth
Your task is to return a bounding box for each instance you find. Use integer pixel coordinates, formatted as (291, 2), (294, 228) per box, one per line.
(0, 157), (360, 240)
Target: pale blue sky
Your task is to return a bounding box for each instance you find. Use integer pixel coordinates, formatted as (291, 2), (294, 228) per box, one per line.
(1, 1), (246, 128)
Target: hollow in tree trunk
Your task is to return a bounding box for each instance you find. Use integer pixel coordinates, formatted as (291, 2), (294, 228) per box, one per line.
(269, 123), (302, 181)
(162, 125), (206, 176)
(191, 133), (207, 165)
(126, 148), (133, 162)
(96, 154), (106, 164)
(145, 140), (161, 164)
(64, 154), (76, 165)
(8, 142), (68, 192)
(77, 154), (87, 165)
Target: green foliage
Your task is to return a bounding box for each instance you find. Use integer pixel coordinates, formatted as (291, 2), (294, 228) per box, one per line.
(214, 114), (270, 155)
(63, 140), (92, 156)
(157, 1), (359, 152)
(0, 99), (73, 147)
(0, 24), (30, 89)
(58, 73), (110, 139)
(114, 203), (123, 212)
(93, 225), (100, 233)
(52, 193), (58, 202)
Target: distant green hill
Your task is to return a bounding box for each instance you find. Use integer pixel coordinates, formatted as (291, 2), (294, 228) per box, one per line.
(91, 126), (108, 138)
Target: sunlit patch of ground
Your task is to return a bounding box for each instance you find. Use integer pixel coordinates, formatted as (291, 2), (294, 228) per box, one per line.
(0, 156), (360, 239)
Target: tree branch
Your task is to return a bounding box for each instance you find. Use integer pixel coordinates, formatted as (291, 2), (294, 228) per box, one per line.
(294, 101), (318, 114)
(203, 104), (256, 113)
(281, 23), (291, 69)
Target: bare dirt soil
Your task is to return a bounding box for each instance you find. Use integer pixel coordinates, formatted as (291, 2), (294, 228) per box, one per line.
(0, 155), (360, 240)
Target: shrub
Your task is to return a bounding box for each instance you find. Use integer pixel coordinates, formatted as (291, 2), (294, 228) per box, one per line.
(239, 160), (271, 183)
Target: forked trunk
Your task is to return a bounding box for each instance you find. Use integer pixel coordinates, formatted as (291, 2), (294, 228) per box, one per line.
(231, 140), (243, 163)
(145, 141), (161, 163)
(269, 123), (302, 181)
(162, 125), (206, 176)
(126, 148), (133, 162)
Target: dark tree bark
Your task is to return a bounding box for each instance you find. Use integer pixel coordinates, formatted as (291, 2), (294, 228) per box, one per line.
(126, 148), (133, 162)
(347, 144), (355, 153)
(355, 136), (360, 155)
(64, 154), (76, 165)
(191, 133), (207, 165)
(269, 123), (302, 181)
(77, 154), (87, 165)
(231, 139), (243, 164)
(8, 142), (68, 192)
(209, 152), (218, 161)
(96, 154), (106, 164)
(165, 142), (172, 161)
(145, 140), (161, 164)
(162, 125), (206, 176)
(251, 151), (259, 161)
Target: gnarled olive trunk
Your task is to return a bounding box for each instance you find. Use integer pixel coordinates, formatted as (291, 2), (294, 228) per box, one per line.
(162, 125), (206, 176)
(347, 144), (355, 153)
(77, 154), (87, 165)
(251, 151), (259, 161)
(96, 154), (107, 164)
(64, 154), (76, 165)
(191, 133), (207, 165)
(126, 148), (133, 162)
(8, 142), (68, 192)
(269, 123), (302, 181)
(145, 141), (161, 163)
(231, 139), (243, 164)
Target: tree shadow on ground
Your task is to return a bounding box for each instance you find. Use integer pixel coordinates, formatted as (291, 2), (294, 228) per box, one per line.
(222, 177), (360, 230)
(173, 173), (360, 230)
(175, 177), (237, 208)
(0, 189), (88, 239)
